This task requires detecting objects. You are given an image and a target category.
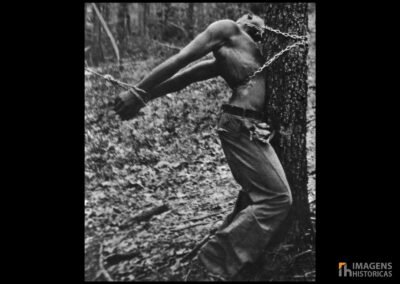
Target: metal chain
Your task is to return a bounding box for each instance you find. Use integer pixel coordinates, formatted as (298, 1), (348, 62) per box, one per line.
(262, 24), (308, 41)
(238, 24), (309, 89)
(246, 40), (308, 83)
(246, 22), (308, 41)
(85, 67), (148, 106)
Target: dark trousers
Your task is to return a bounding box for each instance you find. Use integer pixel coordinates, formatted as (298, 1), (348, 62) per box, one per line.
(198, 112), (292, 279)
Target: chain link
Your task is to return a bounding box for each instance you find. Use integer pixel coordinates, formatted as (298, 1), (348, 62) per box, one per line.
(246, 23), (308, 41)
(85, 67), (148, 105)
(262, 24), (308, 41)
(238, 24), (309, 89)
(246, 40), (308, 83)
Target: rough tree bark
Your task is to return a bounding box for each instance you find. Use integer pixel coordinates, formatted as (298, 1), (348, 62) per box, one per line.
(261, 2), (312, 250)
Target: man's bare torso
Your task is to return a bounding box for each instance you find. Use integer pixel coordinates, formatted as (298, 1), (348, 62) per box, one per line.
(115, 19), (269, 121)
(213, 23), (267, 113)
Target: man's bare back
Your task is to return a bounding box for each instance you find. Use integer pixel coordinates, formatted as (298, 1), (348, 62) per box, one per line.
(114, 15), (267, 120)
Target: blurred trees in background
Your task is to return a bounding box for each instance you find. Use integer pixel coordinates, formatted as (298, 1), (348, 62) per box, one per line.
(85, 3), (254, 66)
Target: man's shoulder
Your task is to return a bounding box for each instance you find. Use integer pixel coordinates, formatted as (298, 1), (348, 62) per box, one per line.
(206, 19), (240, 39)
(210, 19), (239, 29)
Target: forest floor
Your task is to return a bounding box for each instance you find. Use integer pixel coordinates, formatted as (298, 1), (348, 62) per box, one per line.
(85, 61), (314, 281)
(85, 57), (240, 281)
(85, 6), (315, 280)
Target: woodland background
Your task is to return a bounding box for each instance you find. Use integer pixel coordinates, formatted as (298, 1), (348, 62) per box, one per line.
(85, 3), (316, 281)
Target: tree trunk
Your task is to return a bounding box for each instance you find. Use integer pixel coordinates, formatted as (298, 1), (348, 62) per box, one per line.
(92, 3), (120, 66)
(140, 3), (149, 38)
(92, 4), (104, 66)
(161, 3), (171, 41)
(232, 4), (312, 281)
(187, 3), (194, 39)
(262, 2), (311, 251)
(126, 6), (131, 38)
(117, 3), (128, 57)
(84, 3), (91, 65)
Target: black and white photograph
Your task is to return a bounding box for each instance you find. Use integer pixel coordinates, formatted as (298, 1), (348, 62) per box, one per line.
(84, 2), (316, 281)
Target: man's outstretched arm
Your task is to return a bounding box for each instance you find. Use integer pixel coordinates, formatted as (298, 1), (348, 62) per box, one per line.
(148, 59), (219, 101)
(115, 20), (239, 120)
(114, 59), (219, 120)
(136, 20), (238, 92)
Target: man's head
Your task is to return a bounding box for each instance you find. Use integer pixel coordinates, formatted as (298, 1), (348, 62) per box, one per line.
(236, 13), (265, 42)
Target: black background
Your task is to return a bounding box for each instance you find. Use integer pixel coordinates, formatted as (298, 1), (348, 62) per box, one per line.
(12, 1), (396, 282)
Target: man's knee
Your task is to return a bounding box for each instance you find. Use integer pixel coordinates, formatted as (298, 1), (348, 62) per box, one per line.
(282, 194), (293, 215)
(286, 193), (293, 208)
(251, 194), (292, 219)
(273, 192), (292, 208)
(280, 184), (293, 209)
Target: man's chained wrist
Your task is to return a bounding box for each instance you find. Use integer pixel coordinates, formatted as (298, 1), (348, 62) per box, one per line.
(129, 86), (149, 107)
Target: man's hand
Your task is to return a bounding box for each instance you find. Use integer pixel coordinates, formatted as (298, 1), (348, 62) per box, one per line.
(114, 88), (147, 121)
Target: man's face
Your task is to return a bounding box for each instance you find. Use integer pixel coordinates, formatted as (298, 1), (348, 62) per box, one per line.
(236, 14), (265, 41)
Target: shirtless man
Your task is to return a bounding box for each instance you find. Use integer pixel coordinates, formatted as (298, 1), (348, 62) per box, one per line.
(114, 13), (293, 280)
